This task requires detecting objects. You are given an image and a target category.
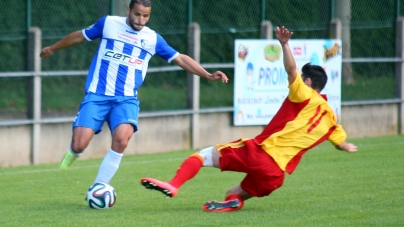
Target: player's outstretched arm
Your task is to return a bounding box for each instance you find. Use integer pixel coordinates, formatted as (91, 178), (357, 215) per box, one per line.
(40, 30), (86, 59)
(276, 26), (296, 85)
(335, 141), (357, 153)
(172, 54), (229, 83)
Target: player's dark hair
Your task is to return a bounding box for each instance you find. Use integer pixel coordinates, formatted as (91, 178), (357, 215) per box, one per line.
(129, 0), (152, 9)
(301, 63), (327, 92)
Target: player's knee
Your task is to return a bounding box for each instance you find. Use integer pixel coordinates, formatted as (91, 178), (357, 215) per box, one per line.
(258, 178), (285, 197)
(71, 140), (87, 152)
(197, 147), (214, 167)
(71, 131), (92, 152)
(112, 139), (129, 150)
(112, 133), (131, 150)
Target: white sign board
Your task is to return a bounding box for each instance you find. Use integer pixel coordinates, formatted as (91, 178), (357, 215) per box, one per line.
(234, 39), (342, 126)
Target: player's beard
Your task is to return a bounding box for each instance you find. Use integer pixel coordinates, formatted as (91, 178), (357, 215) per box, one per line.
(128, 17), (144, 31)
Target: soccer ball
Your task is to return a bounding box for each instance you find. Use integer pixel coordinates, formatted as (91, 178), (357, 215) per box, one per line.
(85, 182), (117, 209)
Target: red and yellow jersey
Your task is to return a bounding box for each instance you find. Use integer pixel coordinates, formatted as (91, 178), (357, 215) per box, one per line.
(254, 73), (346, 174)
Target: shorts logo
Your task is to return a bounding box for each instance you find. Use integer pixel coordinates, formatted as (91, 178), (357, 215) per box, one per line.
(128, 119), (137, 123)
(74, 111), (79, 122)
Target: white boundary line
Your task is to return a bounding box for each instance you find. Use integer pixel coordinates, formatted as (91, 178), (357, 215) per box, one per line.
(1, 140), (404, 176)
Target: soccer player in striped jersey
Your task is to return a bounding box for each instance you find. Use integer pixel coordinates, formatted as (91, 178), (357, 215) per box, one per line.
(39, 0), (228, 192)
(140, 26), (357, 212)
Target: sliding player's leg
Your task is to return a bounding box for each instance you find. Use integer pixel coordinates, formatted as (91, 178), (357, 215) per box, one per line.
(141, 146), (221, 197)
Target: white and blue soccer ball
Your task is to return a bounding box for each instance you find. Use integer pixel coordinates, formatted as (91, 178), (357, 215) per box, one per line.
(85, 182), (117, 209)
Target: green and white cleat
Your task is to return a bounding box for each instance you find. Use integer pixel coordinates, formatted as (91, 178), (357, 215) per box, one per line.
(59, 151), (78, 170)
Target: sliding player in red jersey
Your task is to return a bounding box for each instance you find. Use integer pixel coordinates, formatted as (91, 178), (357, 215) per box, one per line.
(140, 26), (357, 212)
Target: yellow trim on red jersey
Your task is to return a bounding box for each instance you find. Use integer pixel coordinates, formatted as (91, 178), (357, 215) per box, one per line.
(257, 73), (346, 172)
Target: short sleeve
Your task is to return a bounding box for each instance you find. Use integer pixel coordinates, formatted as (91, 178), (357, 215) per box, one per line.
(82, 16), (107, 41)
(328, 125), (347, 145)
(288, 72), (313, 102)
(155, 33), (179, 63)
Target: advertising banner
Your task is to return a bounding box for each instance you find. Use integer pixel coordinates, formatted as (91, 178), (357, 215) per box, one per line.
(234, 39), (342, 126)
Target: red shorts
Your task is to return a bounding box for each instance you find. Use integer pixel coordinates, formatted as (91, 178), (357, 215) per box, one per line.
(216, 138), (285, 197)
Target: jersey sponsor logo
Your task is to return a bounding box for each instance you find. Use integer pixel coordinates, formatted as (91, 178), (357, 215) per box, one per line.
(118, 32), (139, 45)
(103, 50), (143, 66)
(125, 30), (137, 34)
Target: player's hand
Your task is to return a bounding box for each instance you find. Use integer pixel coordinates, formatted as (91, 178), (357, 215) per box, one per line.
(207, 71), (229, 83)
(40, 46), (54, 59)
(343, 143), (358, 153)
(276, 26), (294, 45)
(336, 142), (357, 153)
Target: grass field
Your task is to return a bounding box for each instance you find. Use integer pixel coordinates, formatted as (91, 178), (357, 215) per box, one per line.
(1, 135), (403, 226)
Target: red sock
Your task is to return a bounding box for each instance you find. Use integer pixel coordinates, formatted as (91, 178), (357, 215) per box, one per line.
(225, 194), (244, 208)
(169, 154), (203, 188)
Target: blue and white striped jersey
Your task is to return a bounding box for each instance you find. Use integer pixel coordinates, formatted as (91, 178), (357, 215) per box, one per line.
(82, 16), (179, 96)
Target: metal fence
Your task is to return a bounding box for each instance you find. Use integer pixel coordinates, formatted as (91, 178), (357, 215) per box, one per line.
(0, 0), (403, 123)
